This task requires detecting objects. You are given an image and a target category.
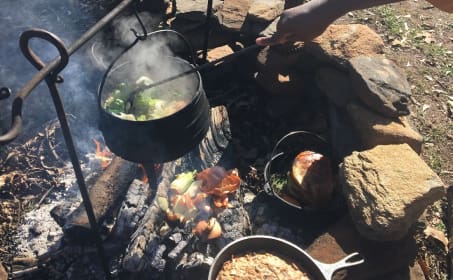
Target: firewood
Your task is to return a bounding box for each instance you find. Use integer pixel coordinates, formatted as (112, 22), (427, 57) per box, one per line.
(62, 156), (137, 242)
(122, 106), (234, 272)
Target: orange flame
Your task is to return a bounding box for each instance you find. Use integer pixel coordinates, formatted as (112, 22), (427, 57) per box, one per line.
(138, 164), (149, 183)
(137, 164), (163, 184)
(93, 139), (113, 169)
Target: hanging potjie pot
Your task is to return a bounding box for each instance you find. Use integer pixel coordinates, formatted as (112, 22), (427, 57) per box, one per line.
(97, 31), (210, 163)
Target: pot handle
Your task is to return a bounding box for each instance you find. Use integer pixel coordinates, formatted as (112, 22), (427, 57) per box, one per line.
(263, 151), (284, 196)
(313, 252), (364, 280)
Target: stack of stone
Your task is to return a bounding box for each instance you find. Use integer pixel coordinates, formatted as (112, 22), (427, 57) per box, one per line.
(135, 1), (446, 278)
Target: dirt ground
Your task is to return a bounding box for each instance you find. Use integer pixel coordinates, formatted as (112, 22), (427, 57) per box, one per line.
(336, 1), (452, 279)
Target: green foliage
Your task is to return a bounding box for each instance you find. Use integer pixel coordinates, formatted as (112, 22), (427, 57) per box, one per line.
(428, 154), (443, 173)
(376, 6), (405, 38)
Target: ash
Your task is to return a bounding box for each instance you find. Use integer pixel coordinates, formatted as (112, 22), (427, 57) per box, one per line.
(14, 161), (99, 258)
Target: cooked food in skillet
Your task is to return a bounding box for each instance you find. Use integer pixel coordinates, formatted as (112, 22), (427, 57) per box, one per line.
(216, 251), (312, 280)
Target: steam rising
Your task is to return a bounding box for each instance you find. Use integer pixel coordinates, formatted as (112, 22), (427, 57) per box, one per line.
(100, 14), (198, 109)
(0, 0), (106, 153)
(0, 1), (197, 156)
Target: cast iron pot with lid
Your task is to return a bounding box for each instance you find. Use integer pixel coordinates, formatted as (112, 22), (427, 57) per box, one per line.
(208, 235), (364, 280)
(98, 30), (210, 163)
(263, 131), (333, 210)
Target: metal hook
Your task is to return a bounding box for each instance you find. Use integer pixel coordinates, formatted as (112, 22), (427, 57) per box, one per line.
(130, 7), (148, 40)
(19, 29), (69, 81)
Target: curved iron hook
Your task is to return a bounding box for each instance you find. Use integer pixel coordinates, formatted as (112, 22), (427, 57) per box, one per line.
(0, 29), (69, 145)
(130, 8), (148, 40)
(20, 28), (69, 79)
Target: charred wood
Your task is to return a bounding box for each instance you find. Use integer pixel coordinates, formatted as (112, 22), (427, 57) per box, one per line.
(110, 179), (152, 243)
(122, 106), (241, 275)
(62, 156), (137, 242)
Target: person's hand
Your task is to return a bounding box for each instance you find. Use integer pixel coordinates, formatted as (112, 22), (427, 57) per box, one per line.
(256, 1), (340, 46)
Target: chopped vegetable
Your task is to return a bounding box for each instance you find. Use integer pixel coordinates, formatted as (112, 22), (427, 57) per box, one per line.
(170, 170), (197, 194)
(104, 97), (125, 115)
(103, 75), (190, 121)
(157, 196), (169, 212)
(270, 173), (288, 195)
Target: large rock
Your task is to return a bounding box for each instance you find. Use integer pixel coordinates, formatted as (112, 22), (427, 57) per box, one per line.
(316, 67), (356, 107)
(346, 102), (423, 153)
(175, 0), (223, 22)
(305, 24), (384, 68)
(219, 0), (252, 31)
(0, 263), (6, 280)
(207, 44), (235, 61)
(327, 104), (362, 161)
(254, 44), (305, 96)
(247, 0), (284, 23)
(170, 19), (234, 50)
(349, 56), (411, 117)
(306, 215), (418, 279)
(242, 15), (279, 37)
(203, 44), (237, 86)
(340, 144), (446, 241)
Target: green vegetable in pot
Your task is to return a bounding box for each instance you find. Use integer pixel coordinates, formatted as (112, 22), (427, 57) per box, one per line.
(104, 97), (126, 115)
(270, 173), (288, 195)
(104, 75), (189, 121)
(104, 82), (133, 115)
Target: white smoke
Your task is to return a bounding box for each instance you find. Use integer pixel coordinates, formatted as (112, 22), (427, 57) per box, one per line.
(96, 13), (199, 108)
(0, 0), (109, 153)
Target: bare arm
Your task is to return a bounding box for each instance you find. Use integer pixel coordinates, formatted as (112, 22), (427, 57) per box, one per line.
(257, 0), (444, 45)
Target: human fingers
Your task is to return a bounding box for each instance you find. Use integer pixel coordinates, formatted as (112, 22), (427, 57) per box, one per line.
(255, 35), (280, 46)
(256, 31), (295, 46)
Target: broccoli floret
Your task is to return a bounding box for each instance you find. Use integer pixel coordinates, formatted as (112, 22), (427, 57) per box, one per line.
(104, 97), (125, 115)
(131, 93), (156, 116)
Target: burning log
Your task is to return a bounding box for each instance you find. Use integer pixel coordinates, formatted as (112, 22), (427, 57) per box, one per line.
(110, 179), (152, 242)
(122, 106), (247, 276)
(62, 156), (137, 242)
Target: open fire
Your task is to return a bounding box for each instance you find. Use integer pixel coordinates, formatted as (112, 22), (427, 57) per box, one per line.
(92, 139), (113, 169)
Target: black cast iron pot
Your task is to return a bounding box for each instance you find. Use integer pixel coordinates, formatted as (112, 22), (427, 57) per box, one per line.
(208, 235), (364, 280)
(263, 131), (332, 210)
(98, 55), (210, 163)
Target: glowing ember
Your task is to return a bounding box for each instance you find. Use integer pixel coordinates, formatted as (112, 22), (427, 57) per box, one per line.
(138, 164), (148, 183)
(93, 139), (113, 169)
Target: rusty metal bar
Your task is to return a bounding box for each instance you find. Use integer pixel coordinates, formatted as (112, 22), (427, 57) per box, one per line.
(0, 0), (136, 144)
